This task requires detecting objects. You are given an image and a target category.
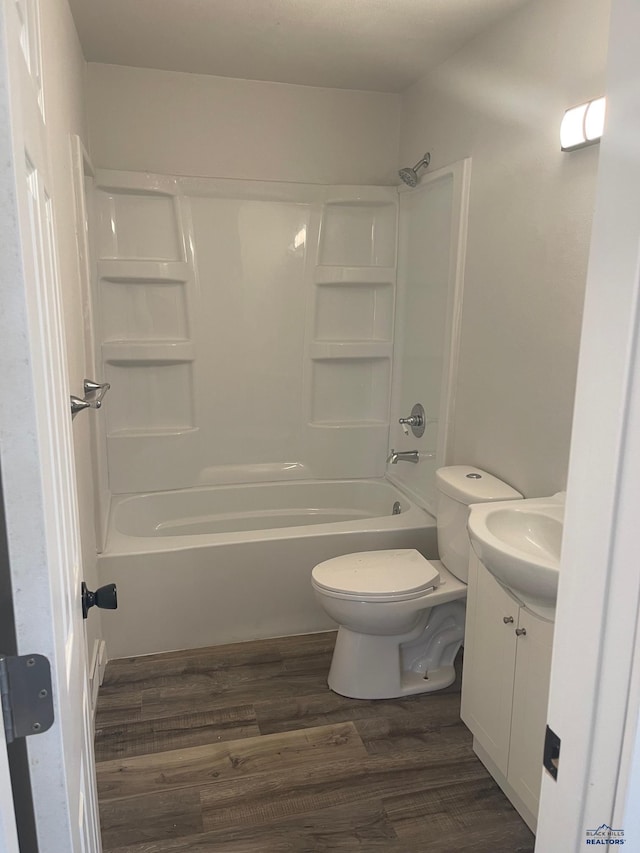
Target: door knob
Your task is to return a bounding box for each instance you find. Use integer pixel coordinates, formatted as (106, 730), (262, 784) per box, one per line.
(515, 627), (527, 637)
(503, 616), (514, 624)
(81, 581), (118, 619)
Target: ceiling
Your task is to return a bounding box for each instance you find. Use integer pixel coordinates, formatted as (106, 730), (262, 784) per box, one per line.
(68, 0), (531, 93)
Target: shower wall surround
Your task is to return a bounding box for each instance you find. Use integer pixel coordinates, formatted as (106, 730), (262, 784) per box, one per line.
(92, 171), (397, 495)
(388, 161), (470, 511)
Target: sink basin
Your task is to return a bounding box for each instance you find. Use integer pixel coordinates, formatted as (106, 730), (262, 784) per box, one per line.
(467, 493), (564, 619)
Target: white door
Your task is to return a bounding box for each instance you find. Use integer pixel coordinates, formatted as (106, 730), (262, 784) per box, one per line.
(536, 0), (640, 847)
(460, 553), (519, 776)
(0, 0), (101, 850)
(508, 607), (554, 819)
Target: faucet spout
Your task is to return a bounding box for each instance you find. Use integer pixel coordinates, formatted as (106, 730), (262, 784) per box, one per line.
(387, 449), (420, 464)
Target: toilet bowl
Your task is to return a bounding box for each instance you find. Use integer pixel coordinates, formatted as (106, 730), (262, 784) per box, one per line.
(311, 466), (522, 699)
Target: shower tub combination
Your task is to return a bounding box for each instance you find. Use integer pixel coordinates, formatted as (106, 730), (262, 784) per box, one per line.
(98, 479), (436, 658)
(89, 165), (468, 660)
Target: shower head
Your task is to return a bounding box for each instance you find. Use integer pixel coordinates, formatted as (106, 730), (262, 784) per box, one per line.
(398, 152), (431, 187)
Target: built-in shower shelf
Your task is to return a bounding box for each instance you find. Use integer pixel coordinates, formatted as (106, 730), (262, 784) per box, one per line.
(319, 201), (396, 267)
(314, 267), (396, 285)
(308, 420), (389, 428)
(107, 426), (199, 438)
(107, 428), (200, 494)
(309, 343), (392, 360)
(94, 178), (183, 262)
(102, 341), (195, 364)
(323, 196), (396, 206)
(98, 260), (190, 283)
(310, 356), (390, 425)
(305, 420), (389, 483)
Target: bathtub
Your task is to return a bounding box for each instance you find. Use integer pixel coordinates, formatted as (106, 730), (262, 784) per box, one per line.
(98, 479), (436, 658)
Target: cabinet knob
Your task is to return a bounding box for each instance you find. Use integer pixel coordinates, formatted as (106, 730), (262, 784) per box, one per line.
(515, 627), (527, 637)
(503, 616), (514, 624)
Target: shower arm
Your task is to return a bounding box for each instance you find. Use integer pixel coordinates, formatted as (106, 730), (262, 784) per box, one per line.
(411, 154), (430, 171)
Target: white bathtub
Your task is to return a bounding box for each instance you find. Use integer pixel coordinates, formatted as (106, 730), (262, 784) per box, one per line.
(98, 479), (436, 658)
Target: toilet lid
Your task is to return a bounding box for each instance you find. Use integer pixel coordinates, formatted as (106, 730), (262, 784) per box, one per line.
(312, 549), (440, 599)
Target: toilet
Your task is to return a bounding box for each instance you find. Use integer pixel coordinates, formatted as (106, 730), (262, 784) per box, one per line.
(311, 466), (522, 699)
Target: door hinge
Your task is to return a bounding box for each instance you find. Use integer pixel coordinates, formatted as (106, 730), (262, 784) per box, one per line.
(0, 654), (54, 744)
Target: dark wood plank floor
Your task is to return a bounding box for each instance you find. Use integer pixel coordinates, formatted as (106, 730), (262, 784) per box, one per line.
(95, 631), (535, 852)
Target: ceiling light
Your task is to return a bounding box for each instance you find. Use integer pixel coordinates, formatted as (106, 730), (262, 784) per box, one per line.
(561, 97), (606, 151)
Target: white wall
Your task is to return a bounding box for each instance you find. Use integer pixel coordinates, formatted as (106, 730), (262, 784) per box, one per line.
(40, 1), (103, 658)
(86, 63), (401, 185)
(400, 0), (611, 496)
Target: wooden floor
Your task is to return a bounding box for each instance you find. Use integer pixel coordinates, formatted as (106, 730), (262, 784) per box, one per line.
(94, 632), (535, 852)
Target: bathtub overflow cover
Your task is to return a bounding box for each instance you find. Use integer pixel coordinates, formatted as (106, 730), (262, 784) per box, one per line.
(466, 473), (482, 479)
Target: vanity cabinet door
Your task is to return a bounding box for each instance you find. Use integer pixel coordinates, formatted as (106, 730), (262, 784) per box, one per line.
(508, 606), (555, 817)
(461, 554), (521, 776)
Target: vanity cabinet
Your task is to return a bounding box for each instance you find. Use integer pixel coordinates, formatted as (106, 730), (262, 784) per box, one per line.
(461, 551), (554, 831)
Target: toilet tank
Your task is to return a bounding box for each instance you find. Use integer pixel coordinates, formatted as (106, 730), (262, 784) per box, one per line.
(436, 466), (522, 582)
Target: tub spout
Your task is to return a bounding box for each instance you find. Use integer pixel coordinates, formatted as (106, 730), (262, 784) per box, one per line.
(387, 449), (420, 464)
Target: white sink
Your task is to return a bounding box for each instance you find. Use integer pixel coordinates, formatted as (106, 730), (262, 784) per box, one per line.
(467, 493), (564, 619)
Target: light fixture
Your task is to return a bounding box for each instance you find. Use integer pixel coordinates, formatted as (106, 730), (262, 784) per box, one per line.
(560, 96), (606, 151)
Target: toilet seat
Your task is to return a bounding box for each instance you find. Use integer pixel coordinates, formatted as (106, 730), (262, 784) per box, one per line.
(311, 549), (440, 602)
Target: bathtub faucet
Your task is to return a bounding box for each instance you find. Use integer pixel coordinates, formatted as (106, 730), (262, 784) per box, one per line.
(387, 449), (420, 464)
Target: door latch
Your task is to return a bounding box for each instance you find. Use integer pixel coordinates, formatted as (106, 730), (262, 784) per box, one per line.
(543, 724), (561, 780)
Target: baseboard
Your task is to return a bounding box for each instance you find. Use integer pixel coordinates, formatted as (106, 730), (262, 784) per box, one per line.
(89, 639), (107, 721)
(97, 638), (108, 685)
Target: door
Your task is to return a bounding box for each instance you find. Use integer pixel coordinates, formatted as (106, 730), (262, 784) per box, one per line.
(508, 607), (554, 818)
(461, 553), (520, 776)
(537, 0), (640, 846)
(0, 0), (101, 850)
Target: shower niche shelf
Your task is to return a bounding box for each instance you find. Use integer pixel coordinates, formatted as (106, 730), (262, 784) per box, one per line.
(309, 343), (392, 360)
(318, 202), (396, 268)
(305, 421), (390, 479)
(107, 425), (199, 438)
(107, 428), (200, 494)
(92, 170), (201, 495)
(314, 285), (394, 343)
(104, 361), (194, 432)
(95, 185), (184, 262)
(102, 341), (195, 365)
(305, 189), (397, 480)
(310, 357), (391, 425)
(101, 282), (189, 343)
(314, 266), (396, 285)
(98, 260), (190, 282)
(98, 259), (191, 344)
